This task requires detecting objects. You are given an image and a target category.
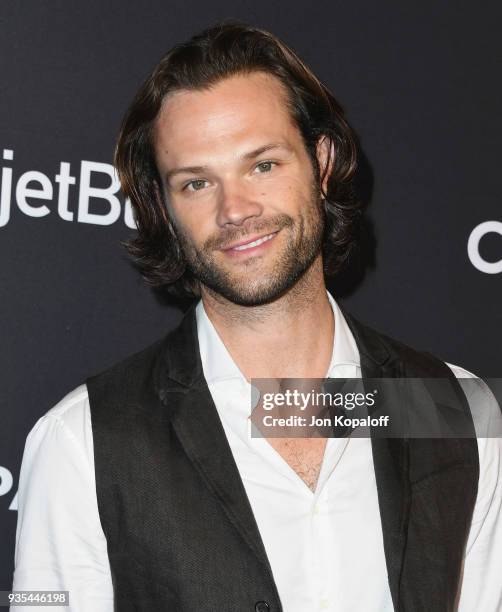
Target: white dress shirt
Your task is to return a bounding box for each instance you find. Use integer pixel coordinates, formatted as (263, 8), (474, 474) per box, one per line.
(11, 293), (502, 611)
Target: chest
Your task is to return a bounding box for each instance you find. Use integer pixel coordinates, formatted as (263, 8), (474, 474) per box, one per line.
(266, 437), (328, 491)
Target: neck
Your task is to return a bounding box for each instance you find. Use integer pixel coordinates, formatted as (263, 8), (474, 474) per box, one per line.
(200, 256), (335, 380)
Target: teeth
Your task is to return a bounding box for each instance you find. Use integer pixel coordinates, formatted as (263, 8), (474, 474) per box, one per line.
(233, 233), (275, 251)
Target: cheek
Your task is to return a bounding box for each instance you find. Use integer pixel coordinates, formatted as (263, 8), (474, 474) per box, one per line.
(171, 203), (214, 243)
(278, 177), (314, 211)
(260, 175), (310, 209)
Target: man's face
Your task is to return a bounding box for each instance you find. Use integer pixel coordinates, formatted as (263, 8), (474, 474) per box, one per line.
(153, 71), (327, 306)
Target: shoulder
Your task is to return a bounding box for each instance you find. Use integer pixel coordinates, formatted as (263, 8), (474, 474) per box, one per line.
(87, 336), (166, 388)
(44, 383), (89, 421)
(444, 361), (477, 379)
(23, 384), (93, 468)
(85, 307), (198, 407)
(30, 383), (89, 438)
(28, 334), (168, 454)
(84, 333), (173, 418)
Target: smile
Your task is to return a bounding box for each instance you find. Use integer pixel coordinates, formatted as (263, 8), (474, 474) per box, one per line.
(231, 232), (277, 251)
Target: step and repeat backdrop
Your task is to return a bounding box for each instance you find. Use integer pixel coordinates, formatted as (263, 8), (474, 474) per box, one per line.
(1, 0), (500, 589)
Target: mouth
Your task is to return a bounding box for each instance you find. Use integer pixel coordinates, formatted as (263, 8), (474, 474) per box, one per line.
(221, 231), (279, 256)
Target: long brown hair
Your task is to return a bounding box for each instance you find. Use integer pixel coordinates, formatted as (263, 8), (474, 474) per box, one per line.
(115, 20), (362, 298)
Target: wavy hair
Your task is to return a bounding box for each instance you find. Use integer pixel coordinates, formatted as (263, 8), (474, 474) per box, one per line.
(115, 20), (362, 298)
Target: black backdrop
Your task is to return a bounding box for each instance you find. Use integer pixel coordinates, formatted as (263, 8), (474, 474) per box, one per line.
(1, 1), (501, 589)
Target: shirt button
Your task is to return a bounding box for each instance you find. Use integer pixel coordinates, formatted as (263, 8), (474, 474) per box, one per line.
(255, 602), (270, 612)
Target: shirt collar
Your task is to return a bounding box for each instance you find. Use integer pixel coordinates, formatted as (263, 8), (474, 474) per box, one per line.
(196, 290), (361, 385)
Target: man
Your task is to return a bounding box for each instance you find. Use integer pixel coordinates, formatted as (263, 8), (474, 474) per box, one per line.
(12, 21), (502, 612)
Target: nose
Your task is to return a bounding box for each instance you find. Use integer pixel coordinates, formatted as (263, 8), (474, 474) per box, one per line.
(215, 179), (264, 228)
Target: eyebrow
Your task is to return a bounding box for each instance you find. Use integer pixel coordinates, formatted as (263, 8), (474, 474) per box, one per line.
(164, 142), (293, 183)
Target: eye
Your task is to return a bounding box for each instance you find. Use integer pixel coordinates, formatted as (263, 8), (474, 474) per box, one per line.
(184, 179), (208, 192)
(255, 160), (277, 173)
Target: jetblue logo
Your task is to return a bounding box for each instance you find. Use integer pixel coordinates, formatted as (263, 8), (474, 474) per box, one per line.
(0, 148), (136, 229)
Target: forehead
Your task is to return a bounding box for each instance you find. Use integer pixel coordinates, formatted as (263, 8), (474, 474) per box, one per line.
(153, 71), (301, 161)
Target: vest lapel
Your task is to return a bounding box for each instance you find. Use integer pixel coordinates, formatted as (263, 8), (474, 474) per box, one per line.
(341, 308), (410, 611)
(154, 304), (275, 573)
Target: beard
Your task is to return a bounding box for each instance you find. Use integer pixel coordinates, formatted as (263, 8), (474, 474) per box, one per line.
(174, 184), (325, 307)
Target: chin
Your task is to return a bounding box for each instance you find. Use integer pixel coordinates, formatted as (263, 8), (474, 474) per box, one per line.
(206, 270), (305, 307)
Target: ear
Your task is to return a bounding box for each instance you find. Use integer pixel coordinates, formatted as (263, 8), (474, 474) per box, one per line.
(315, 135), (335, 196)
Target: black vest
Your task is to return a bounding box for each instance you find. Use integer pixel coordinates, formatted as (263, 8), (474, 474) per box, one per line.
(87, 302), (479, 612)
